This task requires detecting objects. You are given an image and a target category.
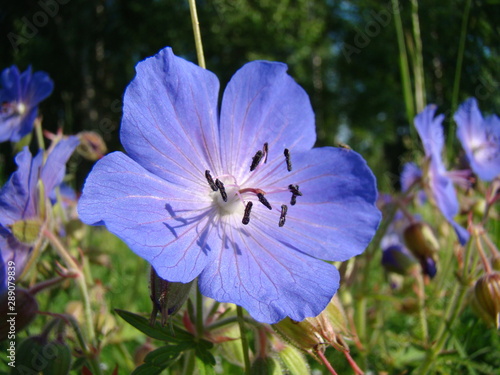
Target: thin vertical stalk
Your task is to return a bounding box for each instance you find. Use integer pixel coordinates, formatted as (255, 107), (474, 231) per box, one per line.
(410, 0), (426, 113)
(449, 0), (472, 152)
(188, 0), (206, 69)
(391, 0), (415, 128)
(451, 0), (472, 113)
(237, 305), (252, 375)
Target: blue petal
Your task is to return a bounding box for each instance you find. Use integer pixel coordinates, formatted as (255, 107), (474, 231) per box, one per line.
(429, 161), (469, 245)
(414, 105), (445, 164)
(455, 98), (500, 181)
(120, 47), (222, 187)
(198, 215), (340, 324)
(41, 136), (79, 196)
(248, 147), (380, 262)
(0, 147), (42, 225)
(401, 162), (422, 192)
(219, 61), (316, 180)
(25, 70), (54, 106)
(78, 152), (217, 283)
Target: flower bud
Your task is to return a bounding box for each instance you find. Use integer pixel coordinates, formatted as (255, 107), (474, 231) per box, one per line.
(381, 244), (419, 275)
(272, 295), (350, 356)
(43, 339), (73, 375)
(10, 219), (42, 244)
(0, 289), (38, 341)
(250, 356), (282, 375)
(404, 222), (439, 259)
(149, 267), (194, 325)
(277, 343), (311, 375)
(77, 131), (107, 160)
(491, 255), (500, 272)
(474, 273), (500, 328)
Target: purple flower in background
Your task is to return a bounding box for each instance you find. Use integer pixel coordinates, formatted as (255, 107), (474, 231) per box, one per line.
(414, 105), (469, 245)
(454, 97), (500, 181)
(0, 137), (79, 290)
(78, 47), (381, 323)
(401, 162), (422, 192)
(0, 66), (54, 143)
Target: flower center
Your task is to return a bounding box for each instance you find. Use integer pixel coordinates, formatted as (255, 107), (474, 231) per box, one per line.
(205, 143), (303, 227)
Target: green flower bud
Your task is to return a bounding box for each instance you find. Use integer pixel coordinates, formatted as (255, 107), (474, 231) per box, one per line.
(272, 296), (350, 356)
(10, 219), (42, 244)
(277, 344), (311, 375)
(491, 256), (500, 272)
(149, 267), (194, 325)
(250, 356), (282, 375)
(77, 131), (107, 160)
(404, 222), (439, 259)
(474, 273), (500, 328)
(0, 289), (38, 341)
(43, 339), (72, 375)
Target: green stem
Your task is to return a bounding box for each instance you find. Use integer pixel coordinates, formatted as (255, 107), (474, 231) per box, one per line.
(34, 118), (45, 152)
(237, 305), (252, 375)
(415, 271), (429, 345)
(449, 0), (472, 153)
(182, 350), (196, 375)
(391, 0), (415, 129)
(415, 239), (473, 374)
(43, 230), (96, 347)
(410, 0), (426, 113)
(188, 0), (206, 69)
(196, 283), (204, 337)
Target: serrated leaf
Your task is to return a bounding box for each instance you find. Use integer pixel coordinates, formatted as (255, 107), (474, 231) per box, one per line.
(131, 363), (165, 375)
(145, 344), (190, 366)
(115, 309), (193, 342)
(196, 356), (216, 375)
(195, 342), (216, 367)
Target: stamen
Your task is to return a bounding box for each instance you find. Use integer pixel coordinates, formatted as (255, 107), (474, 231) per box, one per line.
(289, 184), (302, 206)
(279, 204), (288, 227)
(284, 148), (292, 172)
(205, 170), (218, 191)
(250, 150), (264, 171)
(257, 193), (272, 210)
(215, 179), (227, 202)
(288, 184), (302, 196)
(242, 201), (253, 225)
(263, 142), (269, 163)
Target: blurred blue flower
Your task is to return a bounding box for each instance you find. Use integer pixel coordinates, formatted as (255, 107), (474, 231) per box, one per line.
(0, 66), (54, 143)
(78, 47), (381, 324)
(454, 97), (500, 182)
(401, 162), (422, 192)
(414, 105), (469, 245)
(0, 137), (79, 290)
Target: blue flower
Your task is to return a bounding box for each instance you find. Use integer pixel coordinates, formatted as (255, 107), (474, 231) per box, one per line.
(454, 97), (500, 182)
(0, 66), (54, 143)
(0, 137), (79, 291)
(77, 47), (381, 323)
(414, 105), (469, 245)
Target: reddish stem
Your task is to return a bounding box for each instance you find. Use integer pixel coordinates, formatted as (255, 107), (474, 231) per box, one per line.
(316, 349), (339, 375)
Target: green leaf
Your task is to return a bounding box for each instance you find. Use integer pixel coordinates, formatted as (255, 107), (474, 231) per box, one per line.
(145, 344), (190, 366)
(131, 363), (165, 375)
(195, 341), (216, 367)
(196, 356), (216, 375)
(115, 309), (193, 342)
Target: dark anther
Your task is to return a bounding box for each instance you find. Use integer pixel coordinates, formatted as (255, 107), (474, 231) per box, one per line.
(250, 150), (264, 171)
(215, 179), (227, 202)
(288, 184), (302, 196)
(263, 142), (269, 163)
(242, 201), (253, 225)
(205, 170), (218, 191)
(257, 193), (272, 210)
(279, 204), (288, 227)
(288, 184), (302, 206)
(284, 148), (292, 172)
